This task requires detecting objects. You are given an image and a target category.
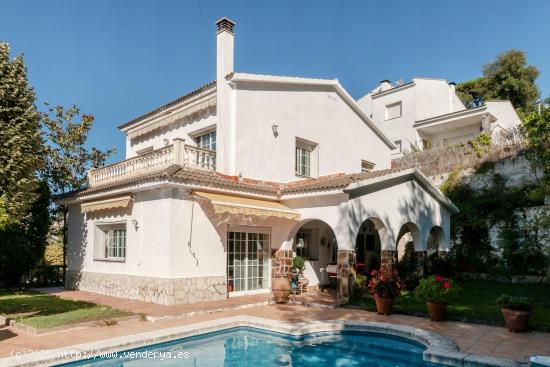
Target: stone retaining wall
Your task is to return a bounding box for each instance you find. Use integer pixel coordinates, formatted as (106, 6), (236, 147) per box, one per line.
(457, 272), (550, 284)
(65, 270), (227, 305)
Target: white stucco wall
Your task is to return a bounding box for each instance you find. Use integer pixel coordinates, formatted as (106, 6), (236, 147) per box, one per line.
(357, 78), (467, 152)
(66, 189), (174, 278)
(485, 101), (522, 131)
(230, 83), (392, 182)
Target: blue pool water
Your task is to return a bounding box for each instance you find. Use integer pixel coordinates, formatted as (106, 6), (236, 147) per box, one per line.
(58, 327), (446, 366)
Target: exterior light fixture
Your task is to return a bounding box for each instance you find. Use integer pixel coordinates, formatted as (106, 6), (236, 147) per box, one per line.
(296, 238), (305, 249)
(271, 123), (279, 137)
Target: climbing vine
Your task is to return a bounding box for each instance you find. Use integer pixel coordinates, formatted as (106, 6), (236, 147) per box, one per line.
(442, 173), (547, 275)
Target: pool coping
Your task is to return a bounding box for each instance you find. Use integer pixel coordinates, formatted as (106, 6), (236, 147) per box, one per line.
(0, 315), (526, 367)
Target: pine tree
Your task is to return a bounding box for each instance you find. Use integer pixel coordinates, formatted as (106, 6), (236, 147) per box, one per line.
(0, 43), (44, 229)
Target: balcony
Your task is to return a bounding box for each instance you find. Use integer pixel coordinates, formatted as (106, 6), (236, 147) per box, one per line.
(88, 138), (216, 186)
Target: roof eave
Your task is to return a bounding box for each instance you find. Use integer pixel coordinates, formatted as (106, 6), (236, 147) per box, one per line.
(344, 168), (459, 214)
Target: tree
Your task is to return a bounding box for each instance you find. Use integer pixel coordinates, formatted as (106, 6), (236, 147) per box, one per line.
(0, 43), (44, 230)
(0, 181), (51, 286)
(41, 104), (115, 268)
(457, 50), (540, 110)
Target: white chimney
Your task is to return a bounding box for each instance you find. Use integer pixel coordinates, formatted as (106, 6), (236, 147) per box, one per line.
(449, 82), (457, 111)
(215, 17), (236, 176)
(216, 17), (235, 85)
(379, 79), (392, 92)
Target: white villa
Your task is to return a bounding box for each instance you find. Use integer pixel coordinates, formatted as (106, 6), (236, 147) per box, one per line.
(357, 78), (521, 156)
(57, 18), (459, 306)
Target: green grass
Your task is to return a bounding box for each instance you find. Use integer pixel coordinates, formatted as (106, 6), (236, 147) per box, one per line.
(346, 279), (550, 331)
(0, 290), (132, 329)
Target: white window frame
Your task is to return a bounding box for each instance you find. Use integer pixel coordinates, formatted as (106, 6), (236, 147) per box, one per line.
(295, 138), (318, 178)
(385, 101), (402, 120)
(194, 130), (216, 151)
(227, 227), (271, 297)
(94, 222), (127, 262)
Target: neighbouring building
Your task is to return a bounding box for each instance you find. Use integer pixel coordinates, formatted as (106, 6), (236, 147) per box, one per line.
(357, 78), (521, 157)
(57, 18), (458, 305)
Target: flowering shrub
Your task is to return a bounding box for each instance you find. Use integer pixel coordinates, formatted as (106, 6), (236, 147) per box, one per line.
(367, 267), (403, 298)
(414, 275), (461, 303)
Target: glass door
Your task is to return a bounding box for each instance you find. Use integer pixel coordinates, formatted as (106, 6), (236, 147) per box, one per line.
(227, 231), (270, 294)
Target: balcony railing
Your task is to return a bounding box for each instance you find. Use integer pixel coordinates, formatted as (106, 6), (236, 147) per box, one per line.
(88, 138), (216, 186)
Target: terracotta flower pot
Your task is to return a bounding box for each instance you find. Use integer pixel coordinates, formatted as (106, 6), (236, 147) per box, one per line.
(426, 301), (447, 321)
(374, 295), (394, 315)
(501, 308), (530, 332)
(272, 274), (291, 303)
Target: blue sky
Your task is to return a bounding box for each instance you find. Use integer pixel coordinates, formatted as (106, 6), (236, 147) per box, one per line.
(2, 0), (549, 162)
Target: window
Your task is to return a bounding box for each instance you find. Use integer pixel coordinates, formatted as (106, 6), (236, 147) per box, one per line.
(194, 130), (216, 151)
(295, 230), (318, 260)
(361, 160), (375, 172)
(194, 130), (216, 168)
(394, 140), (402, 153)
(296, 146), (311, 177)
(295, 138), (317, 177)
(385, 101), (402, 120)
(105, 228), (126, 259)
(94, 223), (126, 261)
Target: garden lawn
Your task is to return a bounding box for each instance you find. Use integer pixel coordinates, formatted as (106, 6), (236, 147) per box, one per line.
(347, 279), (550, 331)
(0, 290), (131, 329)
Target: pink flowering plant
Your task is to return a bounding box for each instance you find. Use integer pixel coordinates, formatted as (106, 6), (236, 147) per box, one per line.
(367, 267), (403, 298)
(414, 275), (461, 303)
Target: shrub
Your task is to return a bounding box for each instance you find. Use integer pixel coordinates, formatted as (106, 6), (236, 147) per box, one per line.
(291, 256), (306, 273)
(368, 267), (403, 299)
(427, 253), (456, 277)
(352, 274), (368, 300)
(0, 181), (51, 286)
(397, 241), (420, 289)
(414, 275), (461, 303)
(496, 295), (534, 311)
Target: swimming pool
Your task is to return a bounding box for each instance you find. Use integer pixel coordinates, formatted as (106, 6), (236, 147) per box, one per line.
(57, 327), (445, 367)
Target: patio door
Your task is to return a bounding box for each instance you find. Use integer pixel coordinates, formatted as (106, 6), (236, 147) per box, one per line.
(227, 230), (270, 295)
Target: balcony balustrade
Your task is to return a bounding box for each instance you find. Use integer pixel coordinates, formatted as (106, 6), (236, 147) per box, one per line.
(88, 138), (216, 186)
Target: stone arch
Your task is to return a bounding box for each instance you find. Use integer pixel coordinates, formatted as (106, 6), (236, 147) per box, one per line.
(396, 222), (422, 254)
(274, 218), (338, 284)
(353, 217), (393, 273)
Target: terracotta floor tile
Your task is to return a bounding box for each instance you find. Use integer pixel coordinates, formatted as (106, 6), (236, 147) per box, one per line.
(1, 290), (548, 364)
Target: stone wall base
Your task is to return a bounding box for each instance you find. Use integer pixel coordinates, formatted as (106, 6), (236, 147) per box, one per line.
(337, 250), (356, 300)
(65, 270), (226, 306)
(271, 249), (293, 279)
(381, 250), (397, 271)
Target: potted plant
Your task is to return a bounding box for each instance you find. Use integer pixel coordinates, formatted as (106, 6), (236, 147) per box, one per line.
(290, 256), (306, 293)
(291, 256), (306, 275)
(367, 267), (403, 315)
(352, 274), (368, 300)
(227, 276), (234, 293)
(497, 295), (533, 332)
(415, 275), (460, 321)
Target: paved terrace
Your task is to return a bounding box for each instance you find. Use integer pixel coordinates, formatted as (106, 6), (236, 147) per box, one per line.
(0, 289), (549, 364)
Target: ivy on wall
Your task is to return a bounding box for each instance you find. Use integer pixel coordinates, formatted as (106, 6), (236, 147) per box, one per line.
(442, 172), (547, 275)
